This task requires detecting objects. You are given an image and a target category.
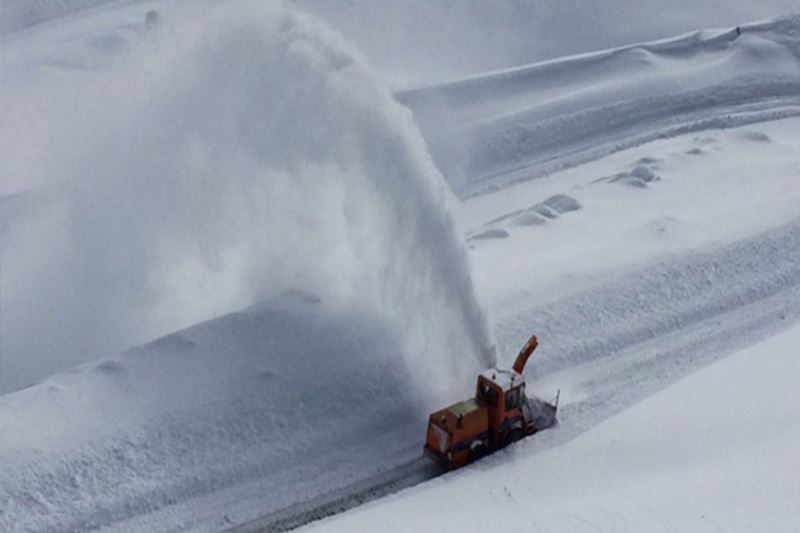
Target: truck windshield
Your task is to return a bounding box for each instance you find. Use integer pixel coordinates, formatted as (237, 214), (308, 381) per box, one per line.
(506, 387), (521, 410)
(429, 422), (449, 453)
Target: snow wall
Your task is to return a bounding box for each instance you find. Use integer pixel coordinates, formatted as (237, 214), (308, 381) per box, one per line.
(0, 0), (493, 399)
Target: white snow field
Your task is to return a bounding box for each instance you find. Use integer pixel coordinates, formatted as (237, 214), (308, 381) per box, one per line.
(1, 1), (800, 532)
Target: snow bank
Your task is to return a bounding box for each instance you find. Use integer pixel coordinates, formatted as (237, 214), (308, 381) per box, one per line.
(299, 0), (799, 87)
(0, 298), (421, 532)
(400, 16), (800, 195)
(497, 215), (800, 380)
(0, 0), (492, 395)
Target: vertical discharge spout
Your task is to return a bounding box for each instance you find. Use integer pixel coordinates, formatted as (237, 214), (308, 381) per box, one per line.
(512, 335), (538, 374)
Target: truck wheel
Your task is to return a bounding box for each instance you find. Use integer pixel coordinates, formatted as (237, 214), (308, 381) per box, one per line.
(506, 429), (524, 446)
(469, 444), (487, 462)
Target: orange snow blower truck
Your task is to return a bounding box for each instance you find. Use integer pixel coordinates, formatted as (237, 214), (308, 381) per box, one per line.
(424, 336), (558, 470)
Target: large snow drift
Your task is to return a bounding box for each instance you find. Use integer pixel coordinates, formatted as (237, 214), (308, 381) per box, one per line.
(0, 0), (492, 395)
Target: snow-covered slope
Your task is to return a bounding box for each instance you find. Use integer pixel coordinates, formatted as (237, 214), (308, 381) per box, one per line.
(2, 1), (800, 532)
(6, 116), (795, 531)
(0, 295), (425, 532)
(4, 0), (798, 86)
(401, 17), (800, 196)
(301, 0), (800, 86)
(311, 321), (800, 533)
(464, 118), (800, 319)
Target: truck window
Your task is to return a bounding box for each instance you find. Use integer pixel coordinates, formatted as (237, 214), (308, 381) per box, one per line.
(506, 387), (521, 411)
(479, 381), (497, 406)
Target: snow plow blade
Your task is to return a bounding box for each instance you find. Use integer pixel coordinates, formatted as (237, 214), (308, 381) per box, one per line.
(524, 392), (559, 433)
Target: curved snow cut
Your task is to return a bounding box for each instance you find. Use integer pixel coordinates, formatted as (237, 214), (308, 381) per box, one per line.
(399, 16), (800, 196)
(0, 1), (492, 395)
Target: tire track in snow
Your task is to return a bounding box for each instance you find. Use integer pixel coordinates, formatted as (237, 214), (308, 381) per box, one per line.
(223, 457), (441, 533)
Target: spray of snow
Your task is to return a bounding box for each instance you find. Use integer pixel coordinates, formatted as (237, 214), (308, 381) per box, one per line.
(0, 1), (493, 399)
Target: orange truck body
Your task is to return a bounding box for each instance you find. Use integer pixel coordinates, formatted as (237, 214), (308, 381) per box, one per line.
(423, 335), (557, 470)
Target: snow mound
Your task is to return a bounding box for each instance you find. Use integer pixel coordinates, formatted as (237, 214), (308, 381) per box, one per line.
(740, 130), (772, 142)
(469, 194), (583, 244)
(511, 211), (547, 227)
(494, 194), (582, 225)
(0, 302), (421, 533)
(600, 164), (662, 188)
(542, 194), (581, 214)
(467, 228), (510, 243)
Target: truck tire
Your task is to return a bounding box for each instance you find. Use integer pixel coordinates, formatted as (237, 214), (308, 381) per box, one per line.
(506, 429), (524, 446)
(469, 444), (488, 462)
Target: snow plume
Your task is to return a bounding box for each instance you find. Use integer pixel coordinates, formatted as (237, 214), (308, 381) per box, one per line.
(0, 0), (493, 399)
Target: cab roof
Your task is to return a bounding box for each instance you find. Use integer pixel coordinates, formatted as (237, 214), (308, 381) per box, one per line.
(479, 367), (525, 392)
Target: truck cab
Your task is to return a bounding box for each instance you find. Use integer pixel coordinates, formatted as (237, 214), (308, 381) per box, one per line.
(423, 335), (558, 470)
(476, 369), (528, 445)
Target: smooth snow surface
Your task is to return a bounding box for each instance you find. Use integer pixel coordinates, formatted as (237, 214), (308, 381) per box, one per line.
(310, 323), (800, 533)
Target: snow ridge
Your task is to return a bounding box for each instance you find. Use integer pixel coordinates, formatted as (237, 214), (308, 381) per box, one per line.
(400, 17), (800, 196)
